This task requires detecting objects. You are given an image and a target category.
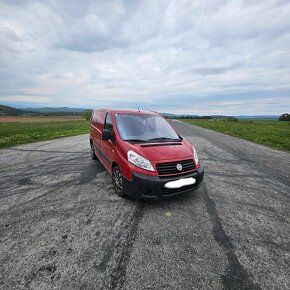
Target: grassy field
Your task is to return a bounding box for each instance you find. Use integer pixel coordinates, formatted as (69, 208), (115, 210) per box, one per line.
(0, 116), (89, 148)
(182, 119), (290, 152)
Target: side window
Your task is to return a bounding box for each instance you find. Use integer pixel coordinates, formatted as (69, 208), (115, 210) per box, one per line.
(92, 111), (97, 123)
(96, 112), (103, 127)
(104, 113), (113, 132)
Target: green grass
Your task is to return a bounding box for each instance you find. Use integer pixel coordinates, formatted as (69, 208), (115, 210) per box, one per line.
(182, 119), (290, 152)
(0, 120), (90, 148)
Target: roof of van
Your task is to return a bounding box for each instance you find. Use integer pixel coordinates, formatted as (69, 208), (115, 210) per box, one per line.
(94, 108), (159, 115)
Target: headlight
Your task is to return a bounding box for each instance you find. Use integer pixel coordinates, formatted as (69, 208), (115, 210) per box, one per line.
(127, 150), (154, 171)
(192, 146), (199, 164)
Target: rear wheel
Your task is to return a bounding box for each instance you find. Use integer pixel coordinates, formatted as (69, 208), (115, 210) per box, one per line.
(90, 142), (98, 160)
(112, 166), (126, 197)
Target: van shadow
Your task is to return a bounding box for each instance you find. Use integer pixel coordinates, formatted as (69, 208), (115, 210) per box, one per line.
(78, 160), (106, 185)
(139, 189), (201, 208)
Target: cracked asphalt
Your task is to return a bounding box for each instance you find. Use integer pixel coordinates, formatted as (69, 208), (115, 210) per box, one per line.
(0, 120), (289, 289)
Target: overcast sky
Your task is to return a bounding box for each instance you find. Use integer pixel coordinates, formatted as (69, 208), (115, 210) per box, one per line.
(1, 0), (290, 115)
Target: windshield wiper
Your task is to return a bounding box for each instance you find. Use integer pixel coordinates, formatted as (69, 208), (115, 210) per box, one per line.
(123, 139), (149, 143)
(148, 137), (181, 142)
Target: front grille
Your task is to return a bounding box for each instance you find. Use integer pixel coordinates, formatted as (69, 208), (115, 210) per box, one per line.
(156, 159), (195, 175)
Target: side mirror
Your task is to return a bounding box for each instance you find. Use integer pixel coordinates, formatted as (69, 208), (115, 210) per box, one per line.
(102, 129), (112, 141)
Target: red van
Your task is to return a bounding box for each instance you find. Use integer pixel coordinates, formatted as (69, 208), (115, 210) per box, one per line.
(90, 109), (204, 200)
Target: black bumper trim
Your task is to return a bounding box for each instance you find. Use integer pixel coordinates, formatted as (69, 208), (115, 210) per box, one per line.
(122, 164), (204, 200)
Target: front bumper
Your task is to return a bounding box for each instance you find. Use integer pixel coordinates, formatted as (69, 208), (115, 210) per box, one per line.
(123, 164), (204, 200)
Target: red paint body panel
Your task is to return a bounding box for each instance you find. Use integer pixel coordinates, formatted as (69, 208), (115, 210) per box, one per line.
(90, 109), (199, 182)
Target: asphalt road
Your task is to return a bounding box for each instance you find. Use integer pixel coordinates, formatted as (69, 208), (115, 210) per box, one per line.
(0, 120), (289, 290)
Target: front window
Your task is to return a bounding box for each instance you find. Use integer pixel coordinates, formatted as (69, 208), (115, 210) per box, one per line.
(115, 114), (181, 142)
(104, 113), (113, 132)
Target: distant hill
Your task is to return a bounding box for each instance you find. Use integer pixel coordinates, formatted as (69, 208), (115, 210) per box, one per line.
(161, 113), (199, 118)
(0, 105), (39, 116)
(235, 115), (279, 119)
(25, 107), (86, 114)
(161, 113), (179, 118)
(1, 105), (280, 119)
(163, 113), (279, 119)
(0, 105), (87, 116)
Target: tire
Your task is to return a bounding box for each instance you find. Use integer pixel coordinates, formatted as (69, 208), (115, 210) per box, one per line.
(112, 166), (126, 197)
(90, 142), (98, 160)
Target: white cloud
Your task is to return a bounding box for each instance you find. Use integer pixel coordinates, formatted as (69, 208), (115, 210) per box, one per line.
(0, 0), (290, 114)
(170, 96), (290, 115)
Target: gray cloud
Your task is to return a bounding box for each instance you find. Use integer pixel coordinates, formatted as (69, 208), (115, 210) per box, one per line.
(0, 0), (290, 114)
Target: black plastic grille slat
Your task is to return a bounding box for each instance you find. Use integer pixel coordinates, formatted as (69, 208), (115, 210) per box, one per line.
(159, 163), (193, 168)
(156, 159), (195, 175)
(156, 159), (194, 168)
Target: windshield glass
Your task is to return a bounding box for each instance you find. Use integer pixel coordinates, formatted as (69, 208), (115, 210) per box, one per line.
(115, 114), (181, 142)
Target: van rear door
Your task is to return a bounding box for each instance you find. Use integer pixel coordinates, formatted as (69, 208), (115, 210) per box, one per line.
(91, 110), (106, 159)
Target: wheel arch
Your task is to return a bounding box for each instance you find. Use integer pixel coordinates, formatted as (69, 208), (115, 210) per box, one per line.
(112, 161), (119, 171)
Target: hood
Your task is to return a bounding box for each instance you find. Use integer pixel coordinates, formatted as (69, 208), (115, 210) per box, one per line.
(123, 140), (193, 161)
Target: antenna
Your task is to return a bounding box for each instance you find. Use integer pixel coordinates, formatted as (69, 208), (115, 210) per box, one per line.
(137, 106), (140, 112)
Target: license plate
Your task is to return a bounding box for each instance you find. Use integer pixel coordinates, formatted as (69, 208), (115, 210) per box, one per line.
(164, 177), (196, 189)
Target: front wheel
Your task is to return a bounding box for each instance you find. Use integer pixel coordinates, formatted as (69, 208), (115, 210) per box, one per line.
(90, 142), (98, 160)
(112, 166), (126, 197)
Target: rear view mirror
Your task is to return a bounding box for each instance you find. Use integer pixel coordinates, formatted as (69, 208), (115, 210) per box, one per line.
(102, 129), (112, 141)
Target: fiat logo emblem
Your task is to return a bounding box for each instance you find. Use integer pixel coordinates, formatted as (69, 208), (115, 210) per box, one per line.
(176, 164), (182, 171)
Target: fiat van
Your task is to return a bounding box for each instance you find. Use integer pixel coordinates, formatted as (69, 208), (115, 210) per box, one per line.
(90, 109), (204, 199)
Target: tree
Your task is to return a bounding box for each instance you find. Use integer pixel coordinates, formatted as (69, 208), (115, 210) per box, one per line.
(279, 113), (290, 121)
(82, 109), (93, 121)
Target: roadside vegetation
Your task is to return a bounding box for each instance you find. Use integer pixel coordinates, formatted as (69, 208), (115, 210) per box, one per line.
(182, 118), (290, 152)
(279, 113), (290, 121)
(82, 109), (93, 121)
(0, 117), (89, 148)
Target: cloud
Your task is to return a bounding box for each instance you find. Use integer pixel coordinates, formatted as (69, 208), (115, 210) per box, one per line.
(0, 0), (290, 114)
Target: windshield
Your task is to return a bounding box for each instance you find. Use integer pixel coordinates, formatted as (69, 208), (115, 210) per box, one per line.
(115, 114), (181, 142)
